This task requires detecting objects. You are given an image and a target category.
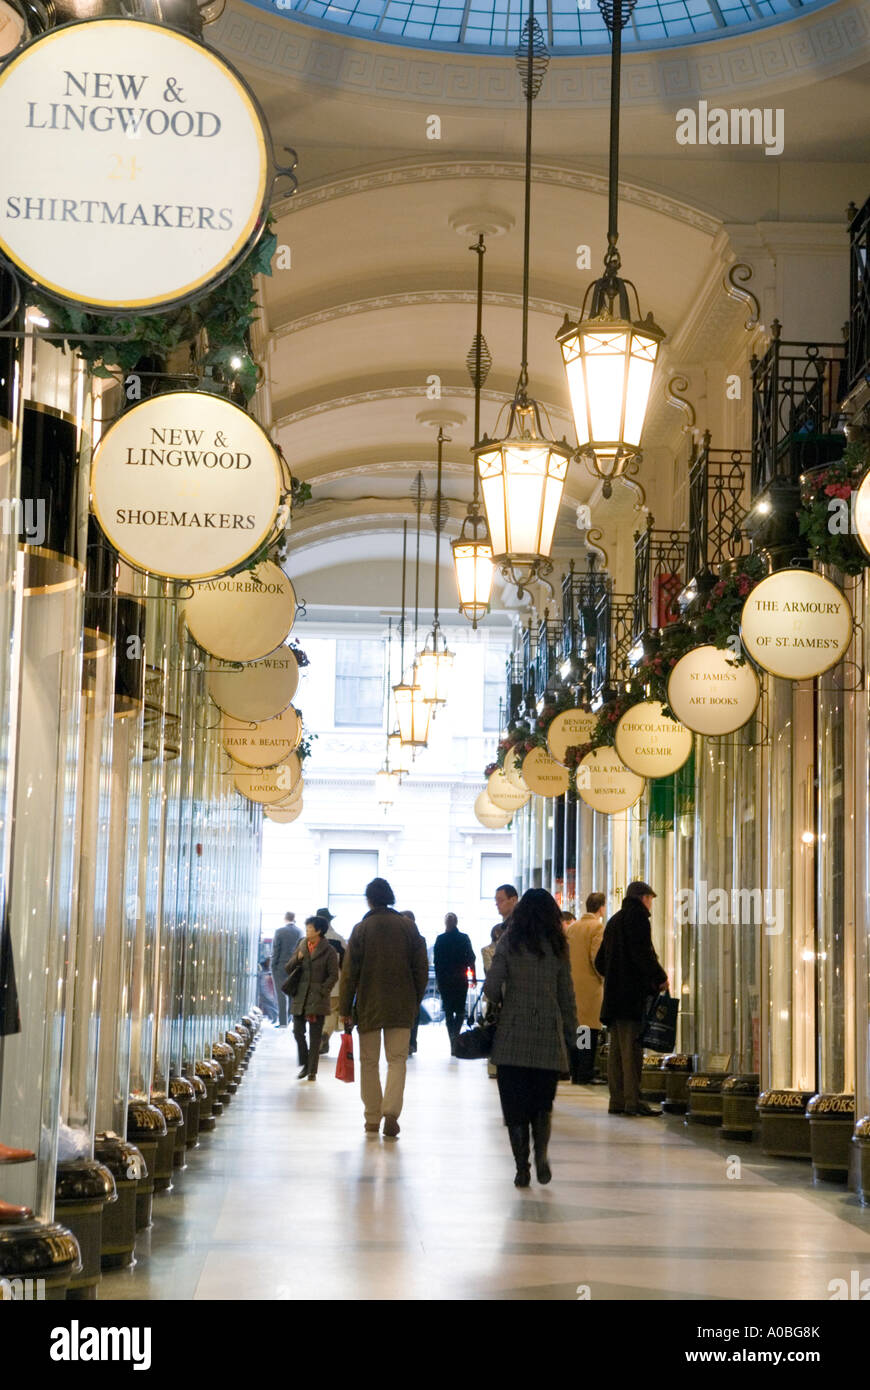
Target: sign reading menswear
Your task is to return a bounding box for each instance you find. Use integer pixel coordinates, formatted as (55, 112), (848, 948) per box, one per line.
(91, 393), (282, 580)
(614, 700), (693, 777)
(667, 645), (760, 736)
(739, 570), (852, 680)
(546, 709), (596, 765)
(0, 19), (269, 309)
(184, 562), (295, 662)
(576, 747), (644, 815)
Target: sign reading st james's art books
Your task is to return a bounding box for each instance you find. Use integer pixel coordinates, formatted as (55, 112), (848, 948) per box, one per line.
(0, 18), (269, 310)
(666, 643), (760, 736)
(739, 569), (852, 680)
(90, 391), (282, 580)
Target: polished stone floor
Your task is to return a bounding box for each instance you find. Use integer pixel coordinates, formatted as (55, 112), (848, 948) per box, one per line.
(100, 1025), (870, 1301)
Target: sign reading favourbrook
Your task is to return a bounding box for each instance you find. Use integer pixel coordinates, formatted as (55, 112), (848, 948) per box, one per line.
(739, 569), (852, 680)
(90, 392), (282, 580)
(0, 18), (269, 309)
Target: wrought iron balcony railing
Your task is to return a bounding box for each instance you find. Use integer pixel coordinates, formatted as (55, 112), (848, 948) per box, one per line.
(632, 517), (689, 643)
(560, 561), (612, 668)
(750, 321), (847, 496)
(504, 652), (523, 726)
(534, 614), (563, 703)
(686, 431), (751, 582)
(847, 196), (870, 398)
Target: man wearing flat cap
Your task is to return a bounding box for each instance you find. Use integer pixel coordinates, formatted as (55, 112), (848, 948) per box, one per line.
(595, 882), (668, 1117)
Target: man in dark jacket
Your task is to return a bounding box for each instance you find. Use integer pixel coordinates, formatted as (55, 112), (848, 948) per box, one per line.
(594, 882), (668, 1117)
(433, 913), (476, 1049)
(339, 878), (428, 1139)
(271, 912), (302, 1028)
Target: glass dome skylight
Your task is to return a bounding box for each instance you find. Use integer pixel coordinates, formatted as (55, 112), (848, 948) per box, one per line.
(263, 0), (831, 53)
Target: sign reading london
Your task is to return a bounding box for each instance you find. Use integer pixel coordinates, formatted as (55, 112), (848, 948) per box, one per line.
(90, 392), (282, 580)
(0, 19), (269, 309)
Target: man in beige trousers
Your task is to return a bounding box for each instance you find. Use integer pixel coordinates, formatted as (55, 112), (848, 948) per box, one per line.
(565, 892), (607, 1085)
(339, 877), (428, 1139)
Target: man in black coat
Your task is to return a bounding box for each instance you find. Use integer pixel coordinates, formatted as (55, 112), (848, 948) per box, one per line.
(433, 913), (476, 1049)
(594, 882), (668, 1117)
(271, 912), (303, 1028)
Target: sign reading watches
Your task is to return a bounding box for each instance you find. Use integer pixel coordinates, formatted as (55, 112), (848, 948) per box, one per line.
(739, 570), (852, 680)
(0, 19), (269, 309)
(91, 392), (282, 580)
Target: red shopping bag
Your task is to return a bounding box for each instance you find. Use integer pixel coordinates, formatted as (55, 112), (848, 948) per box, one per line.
(335, 1029), (355, 1083)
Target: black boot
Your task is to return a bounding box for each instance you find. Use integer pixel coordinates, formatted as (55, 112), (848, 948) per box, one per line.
(530, 1111), (552, 1184)
(507, 1124), (531, 1187)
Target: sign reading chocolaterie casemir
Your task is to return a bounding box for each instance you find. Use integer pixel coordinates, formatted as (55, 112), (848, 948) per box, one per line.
(91, 393), (282, 580)
(666, 644), (760, 736)
(184, 561), (295, 662)
(739, 570), (852, 680)
(0, 19), (269, 309)
(614, 699), (693, 778)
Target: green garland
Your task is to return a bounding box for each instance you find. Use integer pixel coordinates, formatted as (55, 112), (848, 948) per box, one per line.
(798, 441), (870, 575)
(33, 223), (278, 399)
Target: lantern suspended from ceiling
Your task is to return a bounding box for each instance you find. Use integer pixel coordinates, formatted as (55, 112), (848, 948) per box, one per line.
(452, 233), (494, 628)
(556, 0), (664, 498)
(392, 516), (430, 749)
(417, 426), (454, 708)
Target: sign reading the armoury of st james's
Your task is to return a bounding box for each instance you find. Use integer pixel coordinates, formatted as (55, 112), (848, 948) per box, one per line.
(487, 766), (530, 813)
(184, 561), (295, 662)
(521, 746), (571, 797)
(0, 18), (269, 309)
(546, 708), (597, 765)
(739, 569), (852, 680)
(220, 703), (301, 770)
(666, 644), (760, 736)
(91, 392), (282, 580)
(614, 699), (693, 778)
(576, 747), (645, 815)
(208, 647), (299, 723)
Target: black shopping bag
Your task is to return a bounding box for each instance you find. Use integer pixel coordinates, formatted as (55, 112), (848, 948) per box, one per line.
(640, 990), (678, 1053)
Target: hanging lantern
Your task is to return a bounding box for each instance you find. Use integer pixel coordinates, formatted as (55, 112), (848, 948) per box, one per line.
(387, 730), (409, 776)
(393, 676), (430, 747)
(555, 0), (664, 499)
(416, 624), (454, 707)
(376, 766), (399, 806)
(452, 506), (493, 627)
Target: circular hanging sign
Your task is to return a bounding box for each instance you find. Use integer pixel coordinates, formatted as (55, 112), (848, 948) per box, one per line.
(265, 801), (303, 825)
(90, 392), (282, 580)
(221, 704), (301, 769)
(0, 18), (269, 310)
(208, 647), (299, 723)
(576, 747), (645, 815)
(853, 470), (870, 557)
(185, 562), (295, 662)
(232, 753), (300, 805)
(487, 767), (530, 813)
(666, 644), (760, 736)
(0, 3), (25, 60)
(739, 569), (853, 680)
(614, 700), (693, 778)
(503, 747), (529, 792)
(273, 775), (305, 809)
(474, 790), (513, 829)
(521, 747), (571, 797)
(546, 708), (596, 765)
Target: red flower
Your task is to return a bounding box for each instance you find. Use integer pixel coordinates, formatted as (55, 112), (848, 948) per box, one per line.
(525, 739), (535, 752)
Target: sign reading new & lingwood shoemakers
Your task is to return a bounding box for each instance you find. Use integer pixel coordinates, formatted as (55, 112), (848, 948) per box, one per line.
(0, 18), (270, 310)
(90, 392), (283, 580)
(739, 569), (853, 680)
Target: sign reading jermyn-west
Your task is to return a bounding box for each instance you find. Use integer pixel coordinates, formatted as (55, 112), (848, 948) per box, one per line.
(0, 19), (268, 309)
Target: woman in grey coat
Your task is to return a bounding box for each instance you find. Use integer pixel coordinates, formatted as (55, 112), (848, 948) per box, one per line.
(289, 916), (340, 1080)
(484, 889), (578, 1187)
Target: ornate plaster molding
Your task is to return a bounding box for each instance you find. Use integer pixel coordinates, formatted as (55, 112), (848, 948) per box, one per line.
(271, 287), (574, 340)
(274, 383), (573, 429)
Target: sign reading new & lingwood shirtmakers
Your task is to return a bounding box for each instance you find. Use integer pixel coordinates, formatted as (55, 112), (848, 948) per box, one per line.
(0, 19), (269, 309)
(614, 699), (693, 778)
(666, 644), (760, 736)
(91, 392), (282, 580)
(739, 569), (853, 680)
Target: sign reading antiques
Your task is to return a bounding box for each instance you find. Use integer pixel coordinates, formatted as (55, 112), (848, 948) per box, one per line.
(739, 569), (852, 680)
(91, 392), (282, 580)
(0, 19), (269, 309)
(666, 644), (760, 736)
(576, 747), (644, 815)
(521, 747), (571, 798)
(546, 709), (596, 765)
(614, 700), (693, 778)
(184, 561), (295, 662)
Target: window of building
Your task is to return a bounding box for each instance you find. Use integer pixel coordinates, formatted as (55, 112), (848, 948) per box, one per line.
(328, 849), (379, 929)
(334, 639), (385, 727)
(480, 852), (512, 902)
(483, 646), (505, 732)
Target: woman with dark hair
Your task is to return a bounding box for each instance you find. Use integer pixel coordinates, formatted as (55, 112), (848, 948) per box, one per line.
(288, 916), (339, 1081)
(483, 888), (578, 1187)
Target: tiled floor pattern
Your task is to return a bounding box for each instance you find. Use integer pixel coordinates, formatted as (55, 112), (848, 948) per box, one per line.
(100, 1026), (870, 1300)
